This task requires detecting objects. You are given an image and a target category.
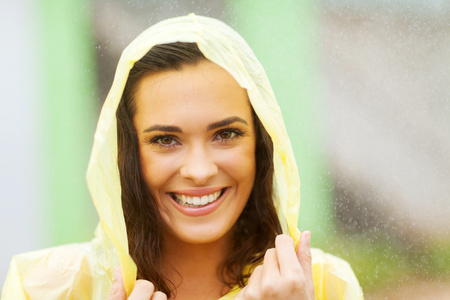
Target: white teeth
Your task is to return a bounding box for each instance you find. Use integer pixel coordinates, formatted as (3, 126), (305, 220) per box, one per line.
(173, 189), (223, 207)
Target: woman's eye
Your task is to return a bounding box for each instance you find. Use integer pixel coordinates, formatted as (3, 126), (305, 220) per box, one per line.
(217, 130), (235, 140)
(215, 128), (244, 142)
(149, 135), (179, 147)
(159, 137), (174, 145)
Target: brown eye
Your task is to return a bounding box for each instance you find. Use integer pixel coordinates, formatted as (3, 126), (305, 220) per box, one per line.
(160, 137), (174, 144)
(219, 131), (231, 139)
(149, 135), (179, 148)
(217, 130), (235, 140)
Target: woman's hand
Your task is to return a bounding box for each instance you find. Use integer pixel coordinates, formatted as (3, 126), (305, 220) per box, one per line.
(107, 268), (167, 300)
(235, 232), (315, 300)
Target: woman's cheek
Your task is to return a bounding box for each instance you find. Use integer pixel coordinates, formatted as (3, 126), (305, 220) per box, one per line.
(216, 144), (256, 181)
(140, 151), (178, 189)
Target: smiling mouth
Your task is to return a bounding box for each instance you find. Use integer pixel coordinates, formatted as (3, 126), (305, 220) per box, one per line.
(170, 188), (226, 208)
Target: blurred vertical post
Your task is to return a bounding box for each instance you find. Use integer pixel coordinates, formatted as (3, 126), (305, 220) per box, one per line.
(37, 0), (98, 245)
(227, 1), (333, 245)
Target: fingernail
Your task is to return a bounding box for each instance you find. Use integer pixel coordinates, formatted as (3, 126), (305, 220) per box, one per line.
(305, 231), (311, 245)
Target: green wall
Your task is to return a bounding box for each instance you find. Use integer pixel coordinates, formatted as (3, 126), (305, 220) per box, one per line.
(37, 0), (98, 245)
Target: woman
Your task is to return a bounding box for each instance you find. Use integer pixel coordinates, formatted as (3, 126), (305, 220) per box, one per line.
(112, 40), (312, 300)
(2, 15), (363, 300)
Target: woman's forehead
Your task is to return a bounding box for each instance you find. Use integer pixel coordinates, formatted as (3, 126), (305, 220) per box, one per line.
(133, 61), (251, 120)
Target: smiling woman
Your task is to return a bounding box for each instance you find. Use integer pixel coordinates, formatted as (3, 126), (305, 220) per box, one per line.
(2, 15), (363, 300)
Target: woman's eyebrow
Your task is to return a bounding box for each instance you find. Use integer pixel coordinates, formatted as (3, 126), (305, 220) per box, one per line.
(144, 125), (182, 133)
(207, 116), (248, 131)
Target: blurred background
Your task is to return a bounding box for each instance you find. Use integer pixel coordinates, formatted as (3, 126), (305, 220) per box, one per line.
(1, 0), (449, 298)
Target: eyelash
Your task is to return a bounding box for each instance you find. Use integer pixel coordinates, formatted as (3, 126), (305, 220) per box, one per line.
(148, 127), (245, 149)
(213, 127), (245, 143)
(149, 134), (179, 149)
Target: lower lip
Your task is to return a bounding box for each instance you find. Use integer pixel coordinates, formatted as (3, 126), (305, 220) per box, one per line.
(169, 188), (229, 217)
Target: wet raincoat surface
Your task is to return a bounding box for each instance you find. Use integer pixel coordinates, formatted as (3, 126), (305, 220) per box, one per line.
(2, 14), (363, 300)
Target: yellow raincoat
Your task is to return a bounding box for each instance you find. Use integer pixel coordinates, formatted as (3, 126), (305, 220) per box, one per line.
(2, 14), (363, 300)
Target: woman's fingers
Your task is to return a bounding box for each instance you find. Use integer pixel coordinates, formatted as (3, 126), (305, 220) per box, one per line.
(239, 265), (263, 299)
(107, 267), (167, 300)
(275, 235), (303, 275)
(275, 234), (306, 295)
(128, 280), (156, 300)
(297, 231), (312, 272)
(296, 231), (315, 297)
(236, 233), (316, 300)
(261, 248), (280, 279)
(107, 267), (127, 300)
(260, 248), (284, 297)
(150, 291), (167, 300)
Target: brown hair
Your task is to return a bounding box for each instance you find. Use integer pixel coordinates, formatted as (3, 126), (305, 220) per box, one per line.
(116, 42), (282, 297)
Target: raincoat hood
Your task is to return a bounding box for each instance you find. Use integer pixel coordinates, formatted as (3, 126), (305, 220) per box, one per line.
(2, 14), (363, 300)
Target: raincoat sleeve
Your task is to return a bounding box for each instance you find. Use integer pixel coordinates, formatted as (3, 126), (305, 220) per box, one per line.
(1, 239), (114, 300)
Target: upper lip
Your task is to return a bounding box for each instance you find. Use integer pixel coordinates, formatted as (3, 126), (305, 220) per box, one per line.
(168, 187), (226, 197)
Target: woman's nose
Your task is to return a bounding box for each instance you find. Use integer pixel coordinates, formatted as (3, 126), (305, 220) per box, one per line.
(180, 145), (218, 185)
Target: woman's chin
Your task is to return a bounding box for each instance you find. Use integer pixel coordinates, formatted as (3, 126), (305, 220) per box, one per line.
(164, 222), (234, 246)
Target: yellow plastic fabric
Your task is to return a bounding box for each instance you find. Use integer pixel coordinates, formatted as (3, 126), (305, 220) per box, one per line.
(2, 14), (363, 300)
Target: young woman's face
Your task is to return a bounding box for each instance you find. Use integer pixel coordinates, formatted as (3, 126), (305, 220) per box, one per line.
(133, 61), (256, 245)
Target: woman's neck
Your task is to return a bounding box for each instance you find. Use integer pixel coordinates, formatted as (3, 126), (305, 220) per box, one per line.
(162, 231), (233, 300)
